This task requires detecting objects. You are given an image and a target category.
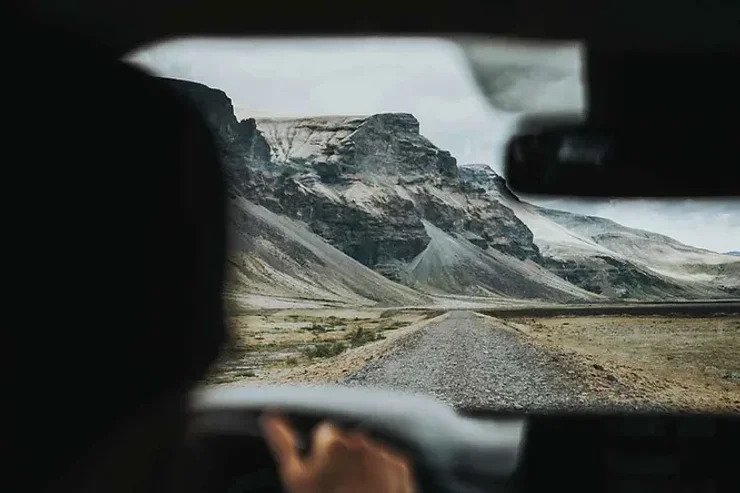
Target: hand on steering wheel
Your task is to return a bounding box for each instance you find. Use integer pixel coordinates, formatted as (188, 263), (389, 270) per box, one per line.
(260, 414), (416, 493)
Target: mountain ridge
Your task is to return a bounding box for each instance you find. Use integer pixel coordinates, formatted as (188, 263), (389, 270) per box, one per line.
(164, 77), (739, 305)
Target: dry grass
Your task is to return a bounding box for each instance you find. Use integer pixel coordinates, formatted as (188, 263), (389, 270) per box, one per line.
(203, 308), (444, 385)
(506, 315), (740, 412)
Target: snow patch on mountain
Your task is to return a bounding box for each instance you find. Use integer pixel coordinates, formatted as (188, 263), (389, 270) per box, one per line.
(539, 208), (740, 289)
(458, 164), (739, 298)
(256, 116), (368, 162)
(542, 208), (733, 265)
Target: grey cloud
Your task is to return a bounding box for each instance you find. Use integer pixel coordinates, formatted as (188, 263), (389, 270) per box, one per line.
(459, 39), (585, 113)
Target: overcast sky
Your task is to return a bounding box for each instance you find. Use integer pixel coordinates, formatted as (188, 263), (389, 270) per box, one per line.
(127, 37), (738, 253)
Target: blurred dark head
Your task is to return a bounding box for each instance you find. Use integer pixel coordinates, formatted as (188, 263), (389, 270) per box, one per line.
(9, 21), (227, 488)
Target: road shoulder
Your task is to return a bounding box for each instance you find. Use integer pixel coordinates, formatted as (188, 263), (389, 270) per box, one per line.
(215, 311), (450, 387)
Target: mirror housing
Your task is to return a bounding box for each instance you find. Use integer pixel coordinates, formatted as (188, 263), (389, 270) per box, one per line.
(504, 51), (740, 197)
(505, 117), (740, 197)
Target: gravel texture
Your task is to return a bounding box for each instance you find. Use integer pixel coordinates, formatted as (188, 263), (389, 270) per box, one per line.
(345, 311), (628, 412)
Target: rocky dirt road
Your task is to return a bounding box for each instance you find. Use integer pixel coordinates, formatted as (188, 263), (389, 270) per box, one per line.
(345, 311), (620, 411)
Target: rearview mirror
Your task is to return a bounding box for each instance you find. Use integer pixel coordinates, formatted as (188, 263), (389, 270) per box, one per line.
(502, 50), (740, 197)
(504, 115), (740, 197)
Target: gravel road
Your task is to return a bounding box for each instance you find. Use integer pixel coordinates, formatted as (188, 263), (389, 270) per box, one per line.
(345, 311), (616, 411)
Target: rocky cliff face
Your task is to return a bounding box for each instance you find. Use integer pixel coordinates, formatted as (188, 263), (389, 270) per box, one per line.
(265, 173), (428, 279)
(227, 197), (430, 306)
(165, 77), (738, 303)
(250, 115), (438, 279)
(257, 114), (457, 180)
(161, 78), (272, 196)
(252, 113), (544, 280)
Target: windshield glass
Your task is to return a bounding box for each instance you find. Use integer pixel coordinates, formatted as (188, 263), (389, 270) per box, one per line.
(127, 37), (739, 413)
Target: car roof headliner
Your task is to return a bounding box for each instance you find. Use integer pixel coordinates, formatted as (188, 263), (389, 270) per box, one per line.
(18, 0), (740, 56)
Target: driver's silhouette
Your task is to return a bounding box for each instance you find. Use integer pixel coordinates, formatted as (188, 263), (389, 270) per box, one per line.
(9, 17), (414, 493)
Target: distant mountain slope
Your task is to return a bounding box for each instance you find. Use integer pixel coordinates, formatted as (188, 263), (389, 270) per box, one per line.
(165, 77), (738, 303)
(539, 208), (730, 267)
(724, 251), (740, 257)
(405, 221), (599, 301)
(458, 165), (739, 299)
(536, 207), (740, 293)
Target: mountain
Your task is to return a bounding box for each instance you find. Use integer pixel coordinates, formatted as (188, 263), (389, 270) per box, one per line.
(458, 165), (739, 299)
(252, 114), (597, 301)
(536, 207), (740, 296)
(726, 251), (740, 257)
(164, 77), (739, 305)
(164, 79), (431, 308)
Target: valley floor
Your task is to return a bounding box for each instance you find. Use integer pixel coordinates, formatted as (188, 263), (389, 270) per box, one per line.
(503, 314), (740, 411)
(206, 306), (740, 413)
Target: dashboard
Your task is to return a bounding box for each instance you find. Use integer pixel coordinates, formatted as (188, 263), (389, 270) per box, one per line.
(505, 413), (737, 493)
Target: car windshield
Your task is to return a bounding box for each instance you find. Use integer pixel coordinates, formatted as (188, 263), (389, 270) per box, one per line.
(127, 37), (739, 413)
